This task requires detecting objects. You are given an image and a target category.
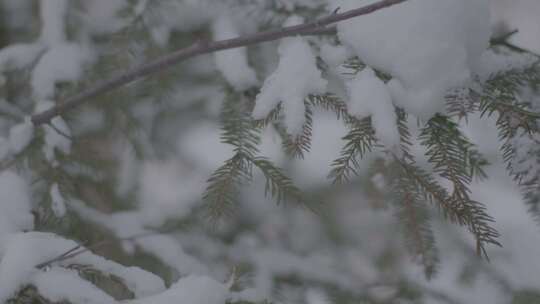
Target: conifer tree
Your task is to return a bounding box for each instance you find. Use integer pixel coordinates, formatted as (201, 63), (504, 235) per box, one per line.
(0, 1), (540, 303)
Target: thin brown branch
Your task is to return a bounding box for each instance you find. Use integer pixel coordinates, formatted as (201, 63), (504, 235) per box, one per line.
(31, 0), (406, 126)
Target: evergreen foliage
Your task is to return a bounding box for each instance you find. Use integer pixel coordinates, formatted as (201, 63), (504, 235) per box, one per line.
(1, 1), (540, 303)
(328, 117), (376, 184)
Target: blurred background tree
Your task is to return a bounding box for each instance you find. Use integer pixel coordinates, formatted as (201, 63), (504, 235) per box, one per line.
(0, 1), (540, 304)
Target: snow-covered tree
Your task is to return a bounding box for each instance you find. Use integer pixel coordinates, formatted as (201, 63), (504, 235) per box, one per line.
(1, 0), (540, 303)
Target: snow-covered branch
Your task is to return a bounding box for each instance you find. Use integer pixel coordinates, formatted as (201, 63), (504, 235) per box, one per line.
(30, 0), (406, 126)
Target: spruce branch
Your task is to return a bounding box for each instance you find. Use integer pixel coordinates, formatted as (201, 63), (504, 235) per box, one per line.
(396, 161), (454, 221)
(394, 157), (499, 259)
(308, 94), (350, 122)
(203, 91), (260, 221)
(252, 157), (321, 212)
(277, 103), (314, 159)
(396, 108), (414, 161)
(419, 115), (500, 257)
(220, 91), (261, 158)
(390, 112), (440, 278)
(68, 264), (134, 300)
(396, 190), (440, 280)
(490, 29), (540, 56)
(473, 62), (540, 216)
(328, 117), (376, 184)
(203, 153), (252, 221)
(421, 115), (489, 184)
(477, 61), (540, 126)
(253, 104), (282, 129)
(524, 179), (540, 224)
(30, 0), (407, 126)
(7, 286), (53, 304)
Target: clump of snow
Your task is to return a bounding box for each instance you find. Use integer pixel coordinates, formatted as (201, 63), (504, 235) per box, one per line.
(0, 234), (44, 303)
(36, 100), (72, 164)
(32, 268), (116, 304)
(68, 200), (211, 276)
(49, 183), (66, 217)
(80, 0), (129, 35)
(129, 275), (229, 304)
(138, 160), (204, 225)
(290, 111), (350, 187)
(371, 172), (386, 191)
(176, 123), (234, 172)
(320, 44), (351, 69)
(0, 43), (43, 73)
(252, 17), (327, 135)
(212, 14), (258, 91)
(72, 247), (167, 297)
(0, 171), (33, 253)
(474, 48), (538, 82)
(0, 232), (165, 302)
(306, 288), (330, 304)
(336, 0), (491, 120)
(146, 1), (216, 46)
(8, 118), (34, 154)
(31, 44), (94, 100)
(346, 68), (400, 151)
(39, 0), (68, 47)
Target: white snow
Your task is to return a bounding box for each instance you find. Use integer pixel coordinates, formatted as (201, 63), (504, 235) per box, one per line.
(146, 1), (215, 46)
(31, 44), (94, 100)
(336, 0), (491, 120)
(68, 200), (211, 276)
(49, 183), (66, 217)
(39, 0), (68, 47)
(138, 160), (204, 225)
(8, 118), (34, 155)
(80, 0), (129, 35)
(0, 171), (33, 253)
(474, 48), (538, 82)
(0, 43), (43, 73)
(71, 246), (167, 298)
(0, 234), (44, 303)
(319, 44), (352, 69)
(252, 17), (327, 135)
(0, 232), (165, 302)
(32, 267), (116, 304)
(0, 1), (539, 304)
(36, 101), (72, 164)
(128, 275), (229, 304)
(212, 14), (258, 91)
(306, 289), (330, 304)
(346, 68), (400, 152)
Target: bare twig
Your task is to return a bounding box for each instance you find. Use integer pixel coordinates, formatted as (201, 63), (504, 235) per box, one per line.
(35, 230), (172, 269)
(490, 29), (540, 57)
(47, 122), (74, 141)
(31, 0), (406, 126)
